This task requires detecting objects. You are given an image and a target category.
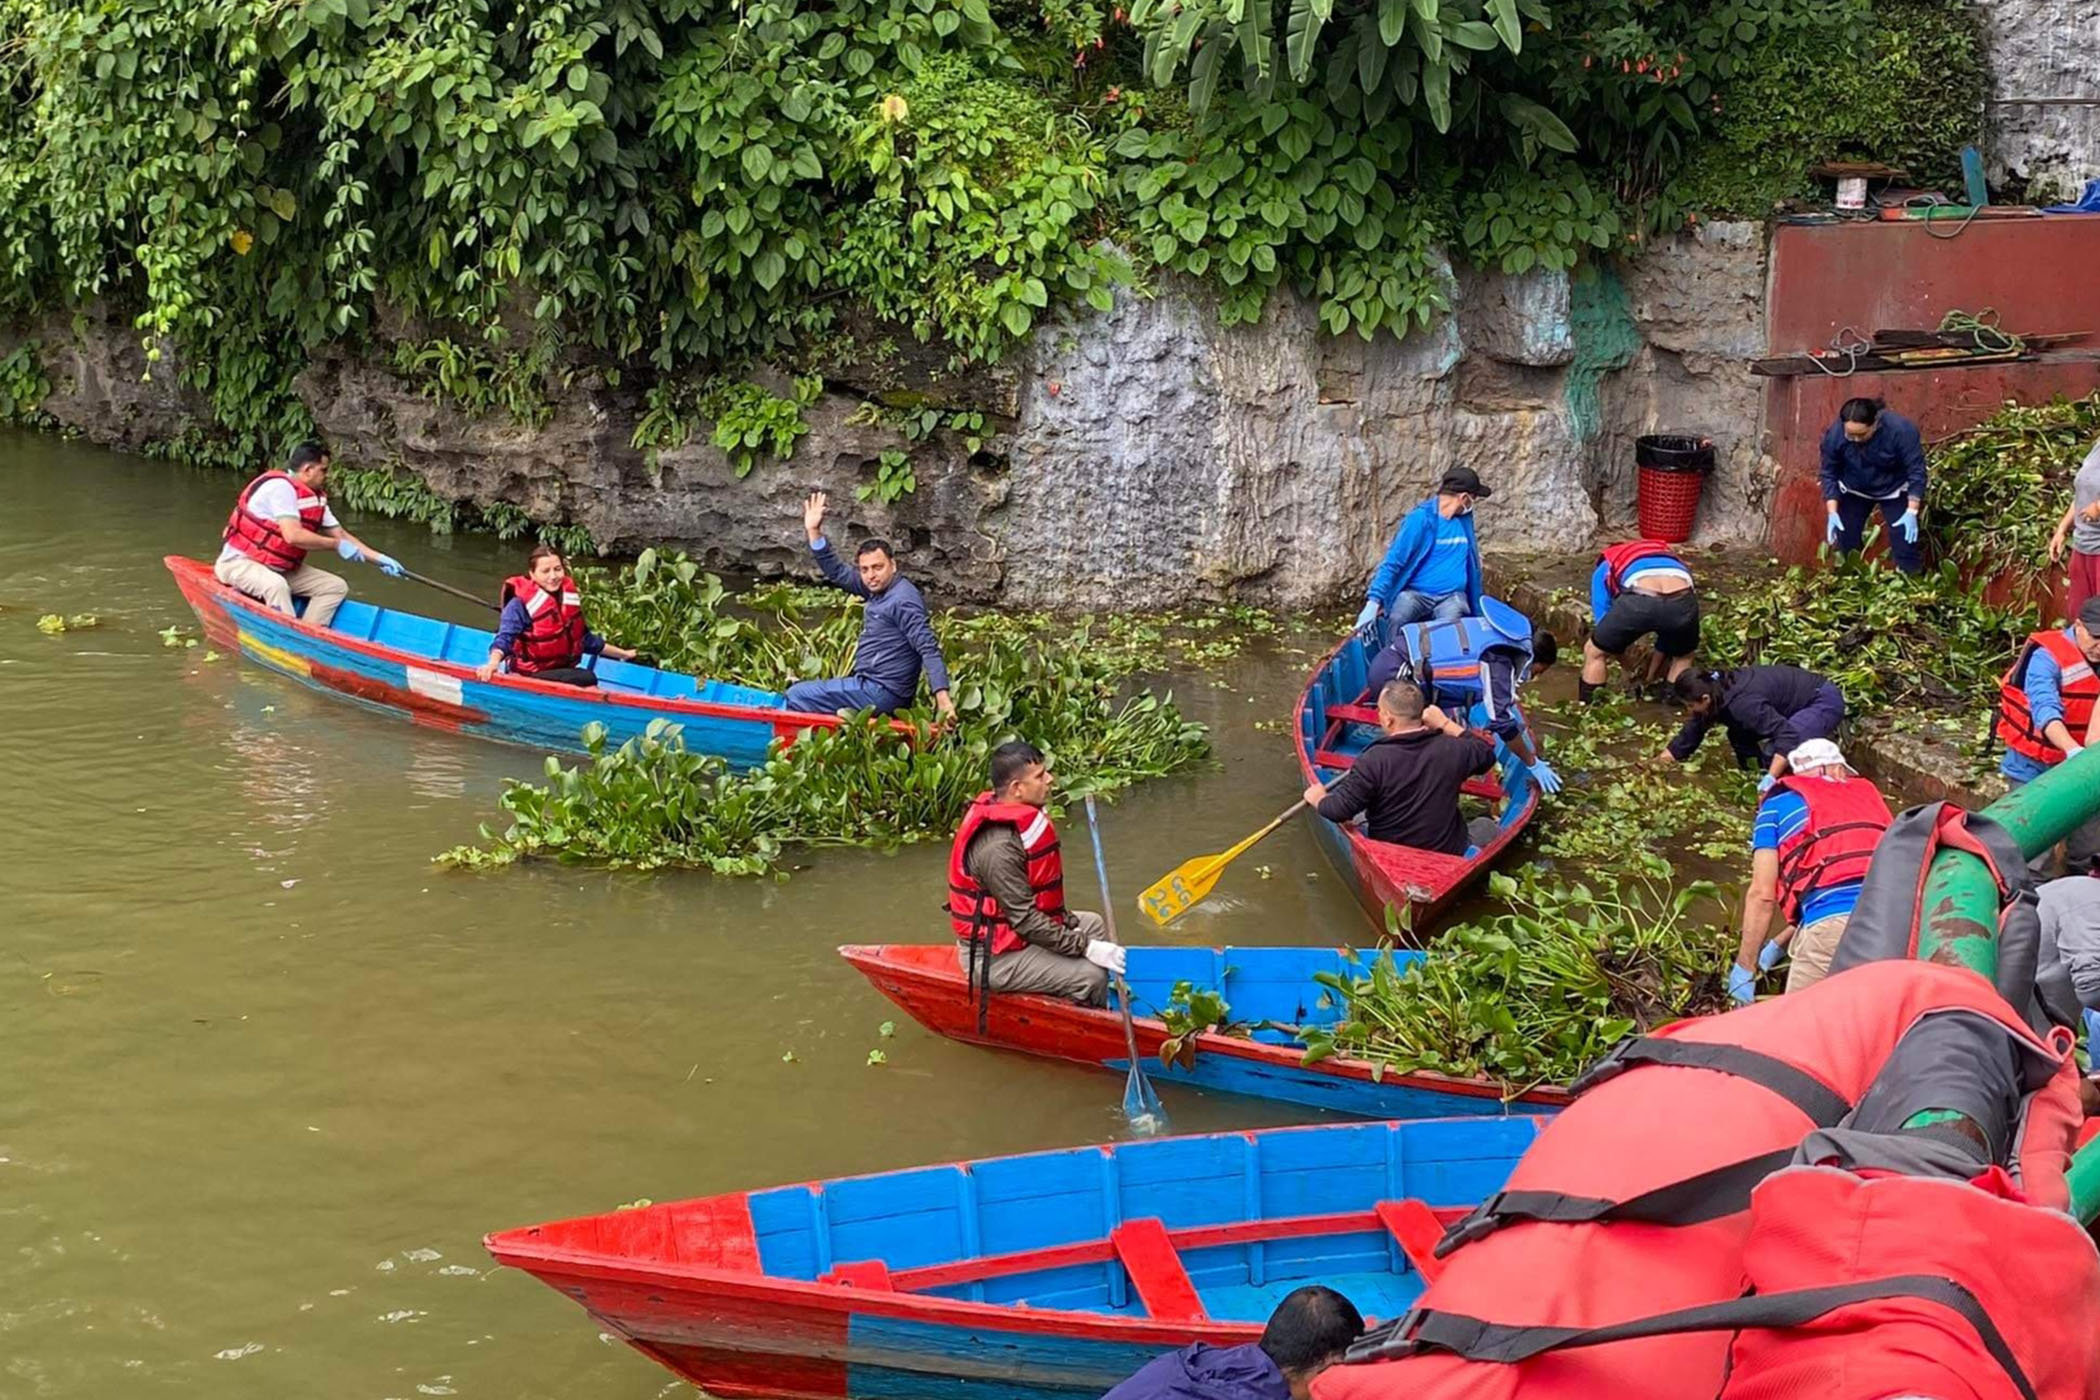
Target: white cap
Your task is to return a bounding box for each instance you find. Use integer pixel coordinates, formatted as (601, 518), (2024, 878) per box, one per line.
(1787, 738), (1851, 774)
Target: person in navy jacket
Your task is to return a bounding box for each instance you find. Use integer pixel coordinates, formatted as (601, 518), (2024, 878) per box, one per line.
(1820, 397), (1928, 575)
(786, 491), (956, 718)
(1103, 1286), (1364, 1400)
(1355, 468), (1490, 641)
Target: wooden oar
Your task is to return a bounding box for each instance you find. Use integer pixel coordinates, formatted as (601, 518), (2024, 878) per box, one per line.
(1136, 803), (1306, 927)
(1082, 795), (1167, 1135)
(395, 565), (496, 611)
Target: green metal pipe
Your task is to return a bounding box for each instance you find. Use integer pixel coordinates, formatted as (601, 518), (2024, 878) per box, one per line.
(1911, 747), (2100, 1218)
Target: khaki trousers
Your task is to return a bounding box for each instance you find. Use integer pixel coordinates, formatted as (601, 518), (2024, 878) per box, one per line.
(958, 910), (1111, 1007)
(215, 556), (349, 628)
(1784, 913), (1850, 994)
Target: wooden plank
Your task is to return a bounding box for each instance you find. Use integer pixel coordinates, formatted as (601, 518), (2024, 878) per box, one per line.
(1326, 703), (1382, 726)
(1311, 749), (1357, 771)
(1375, 1199), (1448, 1284)
(1111, 1218), (1209, 1323)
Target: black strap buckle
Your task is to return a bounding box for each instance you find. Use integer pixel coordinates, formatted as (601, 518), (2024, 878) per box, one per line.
(1344, 1305), (1428, 1364)
(1566, 1034), (1643, 1096)
(1432, 1191), (1505, 1258)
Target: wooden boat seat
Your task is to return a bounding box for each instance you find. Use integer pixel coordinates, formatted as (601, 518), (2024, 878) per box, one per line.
(1314, 749), (1505, 803)
(1326, 703), (1383, 726)
(821, 1259), (895, 1290)
(1110, 1217), (1208, 1322)
(1374, 1199), (1448, 1284)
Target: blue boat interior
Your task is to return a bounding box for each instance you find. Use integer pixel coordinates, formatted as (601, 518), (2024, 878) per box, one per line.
(284, 593), (782, 709)
(1296, 630), (1537, 851)
(1113, 945), (1422, 1047)
(745, 1119), (1535, 1324)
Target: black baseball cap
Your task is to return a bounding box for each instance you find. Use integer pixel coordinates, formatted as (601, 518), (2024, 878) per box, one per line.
(2081, 596), (2100, 631)
(1439, 467), (1493, 498)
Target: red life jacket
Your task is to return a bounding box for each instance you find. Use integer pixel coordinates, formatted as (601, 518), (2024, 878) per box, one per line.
(223, 470), (329, 574)
(1598, 539), (1685, 597)
(1998, 629), (2098, 767)
(500, 575), (588, 675)
(946, 793), (1066, 957)
(1770, 774), (1893, 921)
(1313, 960), (2081, 1400)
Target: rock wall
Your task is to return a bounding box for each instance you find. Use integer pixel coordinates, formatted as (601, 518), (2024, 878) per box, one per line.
(1981, 0), (2100, 201)
(8, 223), (1777, 610)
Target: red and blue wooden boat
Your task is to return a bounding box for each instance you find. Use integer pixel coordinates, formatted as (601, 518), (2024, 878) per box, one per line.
(1295, 629), (1539, 936)
(166, 556), (904, 764)
(486, 1115), (1540, 1400)
(842, 943), (1565, 1118)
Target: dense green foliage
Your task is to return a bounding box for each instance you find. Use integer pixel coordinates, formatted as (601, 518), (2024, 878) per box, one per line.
(1299, 867), (1733, 1090)
(438, 550), (1259, 872)
(1929, 392), (2100, 595)
(0, 0), (1987, 492)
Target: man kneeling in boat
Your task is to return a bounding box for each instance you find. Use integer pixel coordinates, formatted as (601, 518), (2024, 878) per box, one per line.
(1104, 1285), (1363, 1400)
(215, 441), (402, 627)
(476, 544), (642, 687)
(1303, 681), (1501, 856)
(1364, 596), (1562, 794)
(949, 741), (1120, 1007)
(785, 491), (957, 720)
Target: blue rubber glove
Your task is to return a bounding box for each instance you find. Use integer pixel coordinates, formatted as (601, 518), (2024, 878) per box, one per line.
(1757, 772), (1777, 794)
(1757, 939), (1784, 972)
(372, 552), (404, 578)
(1529, 759), (1562, 795)
(1824, 511), (1842, 546)
(1894, 507), (1919, 543)
(1353, 600), (1380, 632)
(1727, 962), (1756, 1006)
(335, 537), (366, 563)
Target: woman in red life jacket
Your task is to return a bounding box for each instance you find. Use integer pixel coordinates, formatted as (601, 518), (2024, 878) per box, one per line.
(214, 441), (402, 628)
(1730, 738), (1893, 1004)
(476, 544), (640, 688)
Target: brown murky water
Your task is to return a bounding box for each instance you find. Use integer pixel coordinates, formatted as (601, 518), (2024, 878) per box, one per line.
(0, 431), (1429, 1398)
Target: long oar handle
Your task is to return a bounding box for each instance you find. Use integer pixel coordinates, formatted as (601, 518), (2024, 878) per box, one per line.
(398, 566), (498, 611)
(1082, 795), (1143, 1066)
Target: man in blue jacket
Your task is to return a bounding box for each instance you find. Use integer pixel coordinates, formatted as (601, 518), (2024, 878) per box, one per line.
(785, 491), (957, 718)
(1820, 396), (1928, 575)
(1355, 467), (1489, 640)
(1102, 1286), (1364, 1400)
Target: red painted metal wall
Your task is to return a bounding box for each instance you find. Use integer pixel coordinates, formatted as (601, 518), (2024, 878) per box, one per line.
(1762, 219), (2100, 565)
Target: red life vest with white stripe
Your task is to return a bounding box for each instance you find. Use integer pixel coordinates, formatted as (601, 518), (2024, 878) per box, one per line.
(1599, 539), (1685, 596)
(1770, 773), (1893, 921)
(946, 793), (1066, 956)
(1998, 629), (2099, 766)
(500, 575), (588, 674)
(223, 470), (329, 574)
(1313, 961), (2082, 1400)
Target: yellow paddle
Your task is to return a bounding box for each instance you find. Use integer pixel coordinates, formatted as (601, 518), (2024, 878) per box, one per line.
(1136, 802), (1307, 926)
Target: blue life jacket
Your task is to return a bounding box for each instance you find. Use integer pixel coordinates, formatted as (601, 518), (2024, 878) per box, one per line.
(1393, 598), (1534, 702)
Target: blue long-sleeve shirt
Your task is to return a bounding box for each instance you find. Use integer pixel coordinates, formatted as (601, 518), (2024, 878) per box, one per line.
(1366, 496), (1484, 610)
(1588, 552), (1693, 621)
(2003, 627), (2076, 783)
(490, 597), (605, 660)
(811, 539), (952, 701)
(1819, 410), (1928, 502)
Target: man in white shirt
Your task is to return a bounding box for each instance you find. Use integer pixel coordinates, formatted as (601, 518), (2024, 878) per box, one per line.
(215, 442), (398, 626)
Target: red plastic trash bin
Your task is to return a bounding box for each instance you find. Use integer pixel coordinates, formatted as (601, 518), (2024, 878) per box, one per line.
(1635, 434), (1714, 543)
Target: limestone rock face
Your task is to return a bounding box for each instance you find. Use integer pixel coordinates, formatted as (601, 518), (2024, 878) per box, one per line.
(1982, 0), (2100, 202)
(17, 225), (1777, 609)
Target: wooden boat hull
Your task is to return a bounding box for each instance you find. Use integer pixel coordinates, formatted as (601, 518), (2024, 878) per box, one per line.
(841, 943), (1564, 1118)
(1294, 629), (1539, 936)
(487, 1116), (1542, 1399)
(166, 555), (899, 763)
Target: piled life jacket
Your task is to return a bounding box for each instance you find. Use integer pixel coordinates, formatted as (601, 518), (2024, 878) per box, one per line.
(1770, 773), (1893, 921)
(1999, 629), (2098, 767)
(500, 575), (588, 675)
(1598, 539), (1687, 597)
(946, 793), (1066, 958)
(1313, 960), (2083, 1400)
(1398, 599), (1534, 702)
(222, 470), (329, 574)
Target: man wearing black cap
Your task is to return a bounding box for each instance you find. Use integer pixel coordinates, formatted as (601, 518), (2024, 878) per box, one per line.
(1355, 467), (1490, 642)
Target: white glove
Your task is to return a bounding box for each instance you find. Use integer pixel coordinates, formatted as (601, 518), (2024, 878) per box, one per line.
(1083, 940), (1126, 976)
(1353, 600), (1380, 632)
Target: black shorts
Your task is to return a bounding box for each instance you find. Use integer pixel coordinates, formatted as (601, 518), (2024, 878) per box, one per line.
(1591, 589), (1700, 658)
